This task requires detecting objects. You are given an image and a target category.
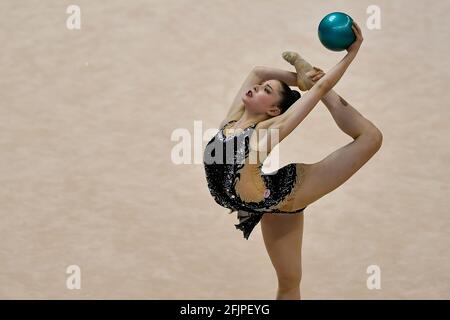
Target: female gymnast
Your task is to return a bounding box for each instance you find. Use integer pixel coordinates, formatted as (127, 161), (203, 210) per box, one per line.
(203, 21), (382, 299)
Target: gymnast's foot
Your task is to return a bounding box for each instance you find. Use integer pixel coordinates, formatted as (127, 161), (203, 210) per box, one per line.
(282, 51), (314, 91)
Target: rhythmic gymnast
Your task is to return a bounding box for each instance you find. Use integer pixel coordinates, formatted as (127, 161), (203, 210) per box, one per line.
(203, 21), (382, 299)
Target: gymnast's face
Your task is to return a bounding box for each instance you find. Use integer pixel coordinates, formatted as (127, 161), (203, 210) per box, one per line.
(242, 79), (282, 117)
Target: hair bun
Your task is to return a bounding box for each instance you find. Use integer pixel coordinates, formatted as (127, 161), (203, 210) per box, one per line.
(291, 90), (301, 102)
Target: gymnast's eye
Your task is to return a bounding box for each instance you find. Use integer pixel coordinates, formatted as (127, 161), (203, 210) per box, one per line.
(265, 88), (270, 93)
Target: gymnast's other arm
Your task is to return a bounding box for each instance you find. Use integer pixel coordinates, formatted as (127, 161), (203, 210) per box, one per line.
(253, 67), (298, 87)
(220, 68), (265, 129)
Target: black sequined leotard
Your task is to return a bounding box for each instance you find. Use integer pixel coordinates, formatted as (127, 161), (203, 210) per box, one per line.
(203, 120), (307, 240)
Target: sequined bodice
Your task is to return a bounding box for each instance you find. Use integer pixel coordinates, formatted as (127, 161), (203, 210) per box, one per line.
(203, 123), (258, 210)
(204, 120), (299, 217)
(203, 121), (306, 240)
(203, 120), (305, 239)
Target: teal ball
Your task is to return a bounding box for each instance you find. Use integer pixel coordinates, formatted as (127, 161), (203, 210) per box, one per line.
(318, 12), (356, 51)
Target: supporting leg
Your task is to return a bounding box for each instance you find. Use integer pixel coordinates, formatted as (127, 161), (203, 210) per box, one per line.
(261, 213), (304, 300)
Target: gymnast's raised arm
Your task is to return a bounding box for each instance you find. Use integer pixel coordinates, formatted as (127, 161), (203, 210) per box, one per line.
(265, 22), (363, 147)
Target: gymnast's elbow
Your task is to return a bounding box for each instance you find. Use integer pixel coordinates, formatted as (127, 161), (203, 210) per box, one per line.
(252, 66), (266, 77)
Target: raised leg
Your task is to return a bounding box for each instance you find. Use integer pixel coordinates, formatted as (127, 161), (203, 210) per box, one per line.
(321, 89), (368, 139)
(291, 93), (383, 209)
